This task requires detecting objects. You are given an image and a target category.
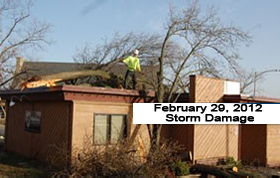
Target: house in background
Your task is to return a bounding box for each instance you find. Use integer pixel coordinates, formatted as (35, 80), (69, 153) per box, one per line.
(11, 57), (159, 90)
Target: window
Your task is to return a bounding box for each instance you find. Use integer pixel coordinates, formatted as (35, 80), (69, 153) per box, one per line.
(25, 111), (41, 132)
(94, 114), (127, 144)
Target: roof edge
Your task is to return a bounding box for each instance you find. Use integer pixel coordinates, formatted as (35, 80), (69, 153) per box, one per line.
(0, 85), (156, 97)
(60, 85), (156, 97)
(224, 94), (280, 103)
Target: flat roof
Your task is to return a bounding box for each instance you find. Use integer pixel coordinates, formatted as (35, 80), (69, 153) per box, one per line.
(0, 85), (156, 103)
(1, 85), (154, 96)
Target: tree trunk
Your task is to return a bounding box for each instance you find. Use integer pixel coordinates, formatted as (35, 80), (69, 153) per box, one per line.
(157, 57), (164, 103)
(150, 124), (162, 152)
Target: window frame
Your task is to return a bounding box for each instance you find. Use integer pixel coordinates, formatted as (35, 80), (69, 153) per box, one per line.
(93, 113), (127, 145)
(25, 110), (42, 133)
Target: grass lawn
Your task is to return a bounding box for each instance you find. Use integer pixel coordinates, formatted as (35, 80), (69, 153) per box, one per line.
(0, 141), (49, 177)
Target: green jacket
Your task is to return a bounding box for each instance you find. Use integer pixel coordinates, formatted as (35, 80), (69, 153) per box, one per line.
(123, 56), (141, 72)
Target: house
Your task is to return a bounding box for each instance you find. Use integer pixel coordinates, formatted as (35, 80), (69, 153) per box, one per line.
(164, 75), (240, 165)
(167, 75), (280, 166)
(1, 72), (280, 167)
(225, 94), (280, 167)
(0, 85), (155, 163)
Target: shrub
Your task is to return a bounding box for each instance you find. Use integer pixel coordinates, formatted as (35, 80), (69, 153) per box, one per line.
(226, 157), (243, 168)
(170, 160), (190, 176)
(139, 139), (185, 176)
(217, 156), (243, 168)
(48, 137), (185, 177)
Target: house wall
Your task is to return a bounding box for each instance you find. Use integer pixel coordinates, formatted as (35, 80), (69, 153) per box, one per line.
(189, 75), (238, 162)
(226, 98), (280, 166)
(189, 75), (224, 103)
(267, 124), (280, 166)
(194, 125), (238, 163)
(168, 125), (194, 157)
(6, 101), (72, 162)
(237, 99), (280, 166)
(240, 124), (266, 166)
(72, 101), (150, 155)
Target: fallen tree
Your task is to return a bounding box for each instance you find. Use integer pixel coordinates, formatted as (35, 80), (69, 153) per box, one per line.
(19, 70), (110, 90)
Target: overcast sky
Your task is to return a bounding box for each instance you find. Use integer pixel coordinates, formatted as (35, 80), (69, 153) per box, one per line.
(32, 0), (280, 98)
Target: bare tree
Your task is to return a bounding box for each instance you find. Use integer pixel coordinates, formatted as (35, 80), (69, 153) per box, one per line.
(0, 0), (52, 88)
(74, 1), (252, 154)
(73, 32), (166, 69)
(149, 1), (252, 149)
(231, 69), (254, 94)
(73, 32), (180, 88)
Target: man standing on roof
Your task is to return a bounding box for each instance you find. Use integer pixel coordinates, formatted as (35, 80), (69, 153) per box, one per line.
(122, 49), (141, 89)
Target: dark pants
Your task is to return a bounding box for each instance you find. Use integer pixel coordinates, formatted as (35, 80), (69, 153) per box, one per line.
(124, 70), (137, 89)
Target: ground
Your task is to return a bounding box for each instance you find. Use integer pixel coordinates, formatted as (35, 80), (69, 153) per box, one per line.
(0, 124), (4, 137)
(0, 151), (48, 177)
(0, 125), (48, 177)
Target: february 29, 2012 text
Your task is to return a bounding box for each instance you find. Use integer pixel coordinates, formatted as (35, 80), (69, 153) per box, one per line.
(156, 104), (256, 124)
(133, 103), (277, 124)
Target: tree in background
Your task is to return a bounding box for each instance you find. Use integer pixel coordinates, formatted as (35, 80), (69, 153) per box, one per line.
(0, 0), (52, 88)
(73, 32), (180, 89)
(74, 1), (252, 151)
(73, 32), (163, 68)
(151, 1), (252, 148)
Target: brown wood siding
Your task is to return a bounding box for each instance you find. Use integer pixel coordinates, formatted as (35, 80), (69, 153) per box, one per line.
(189, 75), (238, 162)
(240, 124), (266, 166)
(64, 92), (147, 103)
(72, 101), (132, 148)
(228, 125), (239, 161)
(194, 125), (238, 161)
(72, 101), (151, 156)
(169, 125), (194, 156)
(267, 124), (280, 166)
(160, 125), (171, 139)
(6, 101), (72, 162)
(190, 75), (224, 103)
